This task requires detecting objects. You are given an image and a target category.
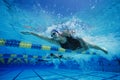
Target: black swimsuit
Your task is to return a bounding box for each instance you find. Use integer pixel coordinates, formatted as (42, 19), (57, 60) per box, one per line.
(59, 36), (82, 50)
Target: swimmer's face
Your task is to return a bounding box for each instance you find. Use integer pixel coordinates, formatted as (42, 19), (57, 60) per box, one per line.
(51, 32), (61, 40)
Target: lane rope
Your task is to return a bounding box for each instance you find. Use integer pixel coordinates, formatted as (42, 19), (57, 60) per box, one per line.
(0, 39), (97, 55)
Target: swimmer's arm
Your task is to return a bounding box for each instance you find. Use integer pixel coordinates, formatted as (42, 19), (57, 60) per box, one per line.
(21, 31), (60, 45)
(78, 37), (108, 54)
(87, 43), (108, 54)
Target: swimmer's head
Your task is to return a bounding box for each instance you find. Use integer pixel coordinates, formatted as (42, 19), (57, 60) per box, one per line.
(51, 29), (61, 40)
(50, 53), (54, 56)
(59, 55), (63, 58)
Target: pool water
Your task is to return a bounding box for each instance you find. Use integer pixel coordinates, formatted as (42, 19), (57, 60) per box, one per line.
(0, 68), (120, 80)
(0, 0), (120, 80)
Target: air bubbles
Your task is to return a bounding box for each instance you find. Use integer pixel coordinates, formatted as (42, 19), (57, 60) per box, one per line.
(91, 5), (95, 10)
(57, 13), (61, 18)
(70, 12), (73, 16)
(37, 3), (41, 7)
(42, 10), (46, 13)
(53, 4), (56, 7)
(51, 11), (55, 15)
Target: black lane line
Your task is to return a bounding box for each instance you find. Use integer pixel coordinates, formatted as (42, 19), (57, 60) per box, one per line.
(13, 70), (23, 80)
(102, 74), (119, 80)
(47, 71), (78, 80)
(33, 69), (44, 80)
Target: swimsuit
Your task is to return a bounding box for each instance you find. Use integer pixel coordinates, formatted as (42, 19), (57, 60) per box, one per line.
(59, 36), (82, 50)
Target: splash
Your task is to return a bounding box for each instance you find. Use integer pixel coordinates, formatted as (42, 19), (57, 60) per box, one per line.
(46, 17), (92, 37)
(45, 17), (120, 60)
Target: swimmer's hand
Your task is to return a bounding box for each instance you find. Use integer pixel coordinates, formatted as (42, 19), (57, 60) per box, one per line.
(21, 31), (32, 35)
(103, 49), (108, 54)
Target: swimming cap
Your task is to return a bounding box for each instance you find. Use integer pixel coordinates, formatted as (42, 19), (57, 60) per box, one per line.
(51, 29), (59, 37)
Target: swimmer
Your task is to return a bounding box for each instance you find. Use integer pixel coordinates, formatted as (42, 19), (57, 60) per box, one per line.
(21, 29), (108, 54)
(50, 53), (63, 59)
(49, 53), (72, 60)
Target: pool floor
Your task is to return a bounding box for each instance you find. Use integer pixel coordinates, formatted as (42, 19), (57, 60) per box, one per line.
(0, 68), (120, 80)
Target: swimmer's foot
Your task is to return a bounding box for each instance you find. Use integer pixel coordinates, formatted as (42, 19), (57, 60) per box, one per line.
(103, 50), (108, 54)
(21, 31), (32, 35)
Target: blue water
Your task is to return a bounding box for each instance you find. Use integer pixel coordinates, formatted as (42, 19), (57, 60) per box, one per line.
(0, 0), (120, 80)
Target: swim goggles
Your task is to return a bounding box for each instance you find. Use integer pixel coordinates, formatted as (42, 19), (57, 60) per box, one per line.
(51, 29), (59, 37)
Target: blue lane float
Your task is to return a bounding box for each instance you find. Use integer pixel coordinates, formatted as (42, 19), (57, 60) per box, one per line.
(0, 38), (97, 55)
